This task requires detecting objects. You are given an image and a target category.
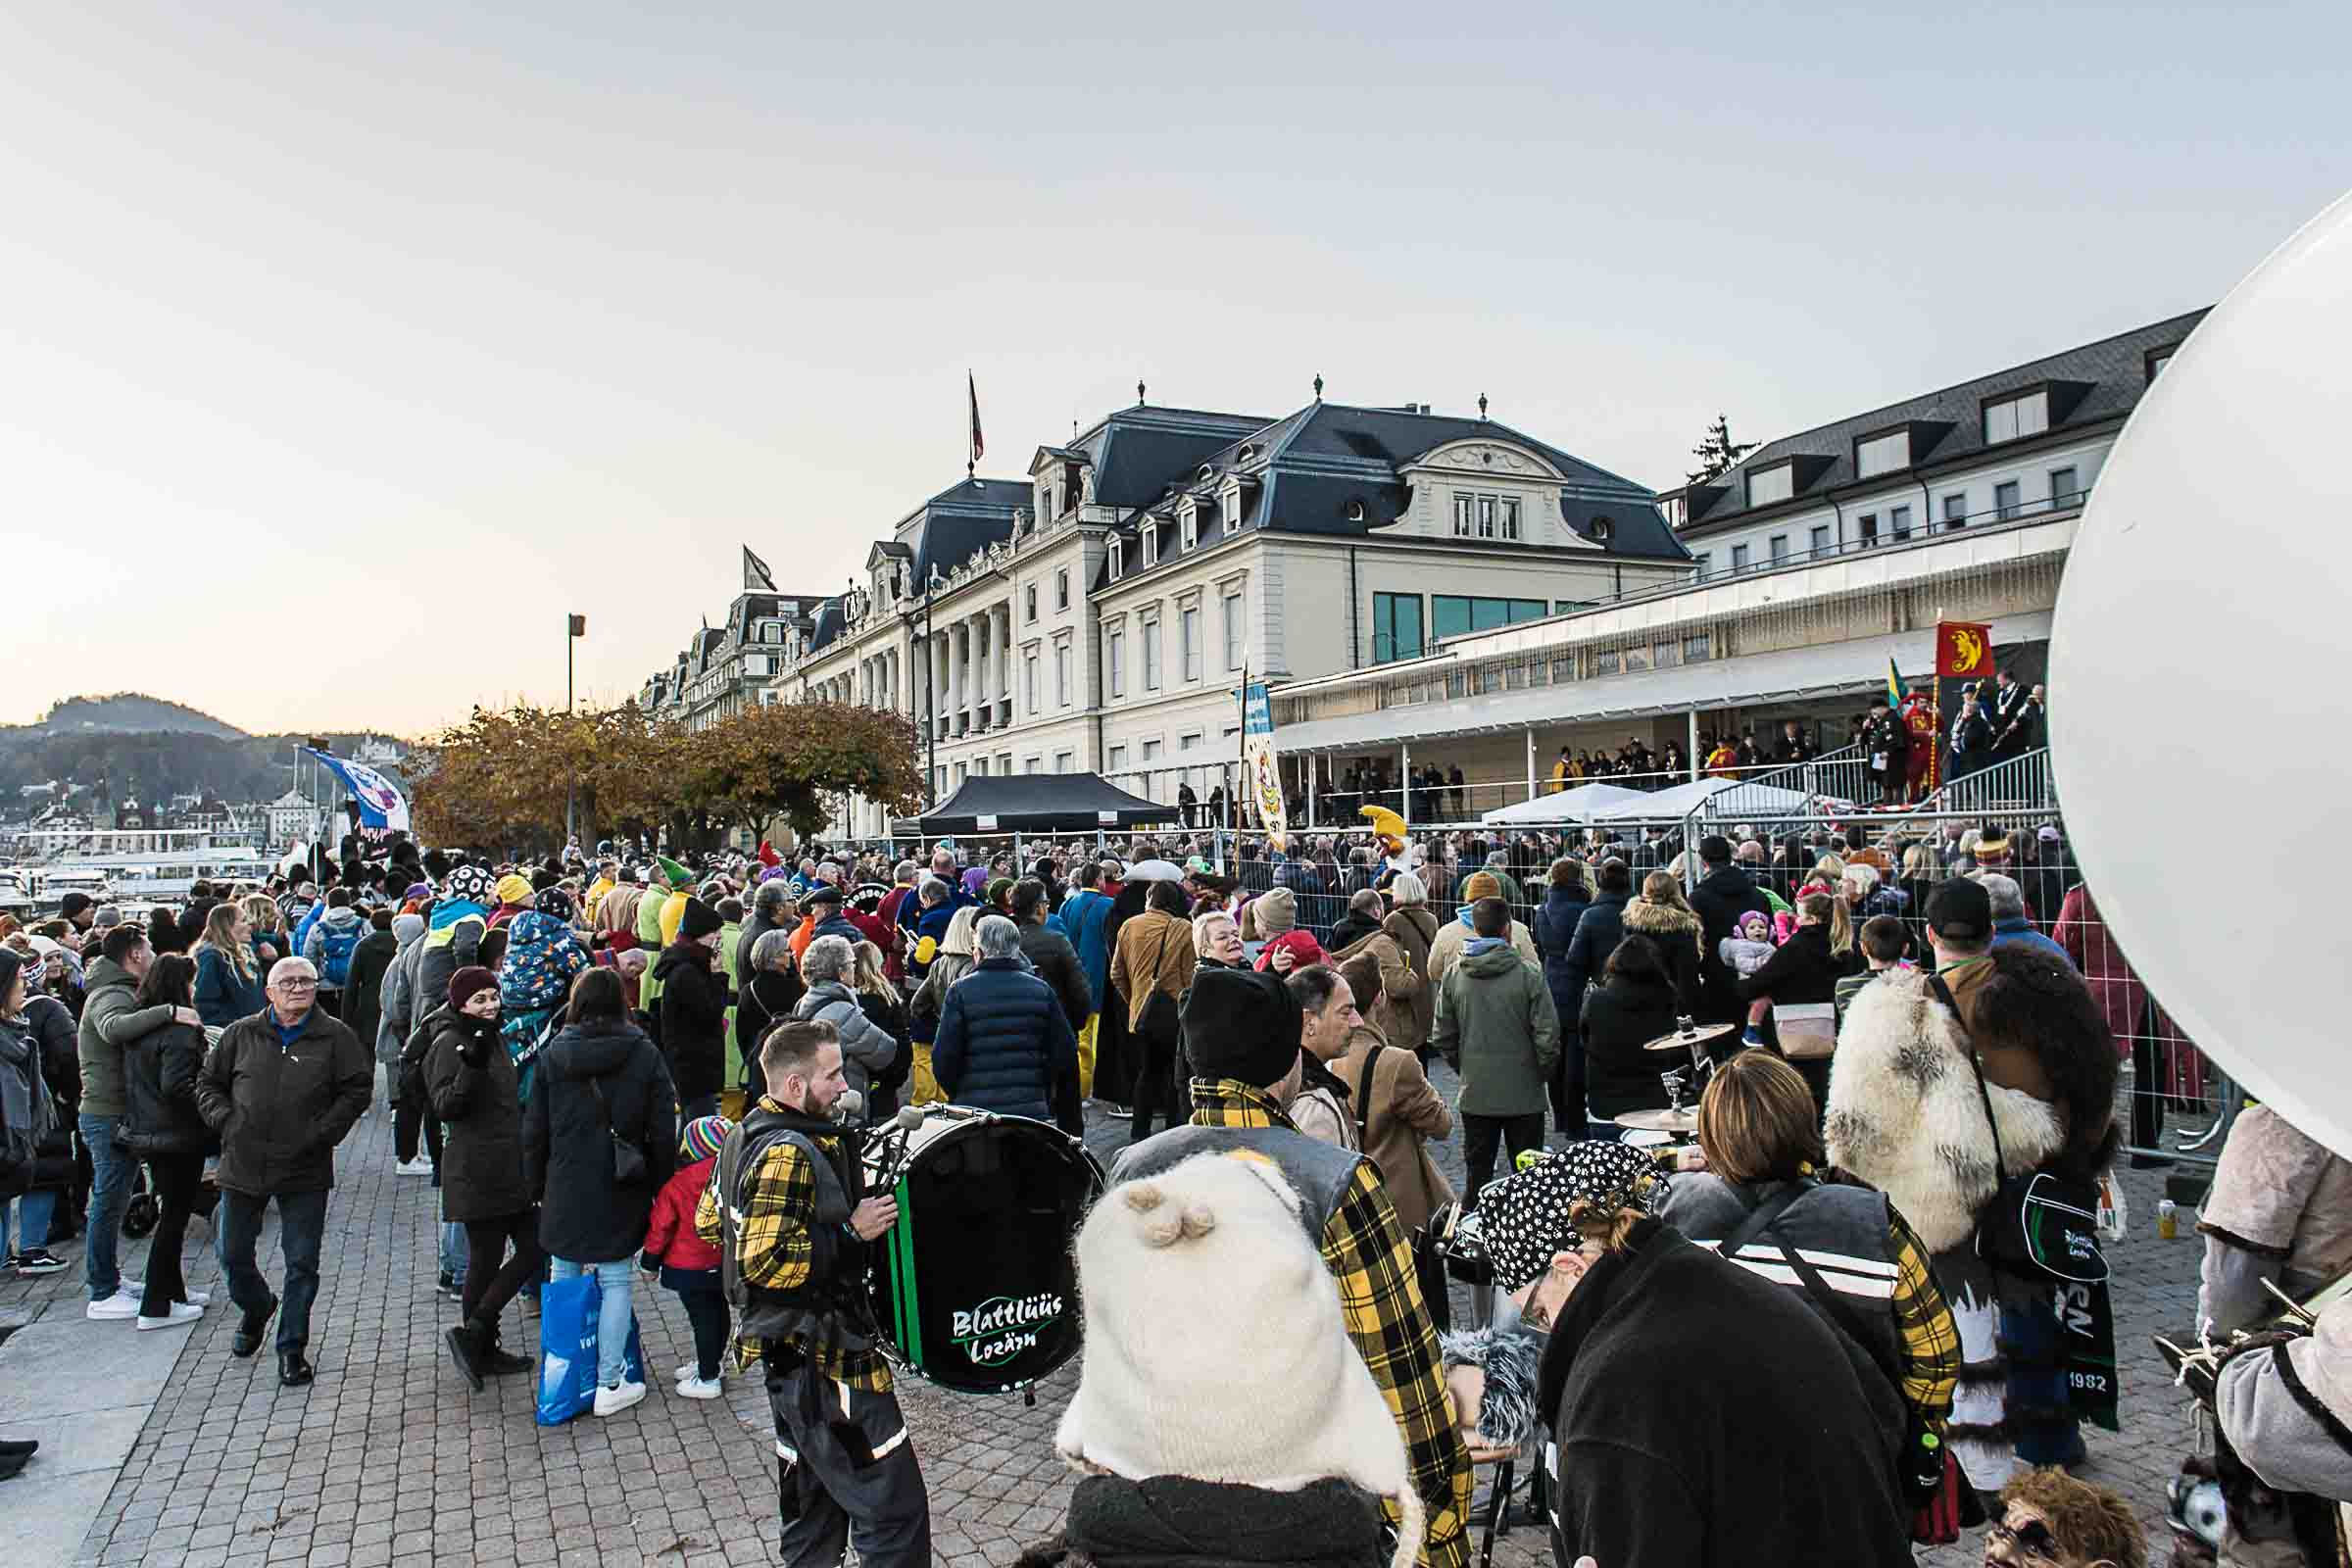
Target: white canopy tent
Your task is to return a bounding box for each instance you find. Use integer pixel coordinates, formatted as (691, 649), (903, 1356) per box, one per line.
(1590, 776), (1816, 821)
(1480, 783), (1648, 826)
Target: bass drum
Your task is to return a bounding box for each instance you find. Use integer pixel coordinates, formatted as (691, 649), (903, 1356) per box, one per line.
(861, 1106), (1102, 1394)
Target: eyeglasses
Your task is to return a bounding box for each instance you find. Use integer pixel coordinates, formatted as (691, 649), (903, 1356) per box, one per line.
(1987, 1516), (2059, 1562)
(271, 977), (319, 992)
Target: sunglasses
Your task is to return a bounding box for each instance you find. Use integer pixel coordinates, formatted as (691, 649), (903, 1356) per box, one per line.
(1988, 1516), (2059, 1562)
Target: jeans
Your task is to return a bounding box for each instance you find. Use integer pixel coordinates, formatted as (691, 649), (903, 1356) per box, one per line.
(2, 1190), (58, 1259)
(1461, 1111), (1547, 1209)
(441, 1221), (468, 1288)
(80, 1112), (131, 1298)
(2002, 1293), (2085, 1466)
(139, 1154), (206, 1317)
(219, 1188), (329, 1352)
(549, 1257), (635, 1387)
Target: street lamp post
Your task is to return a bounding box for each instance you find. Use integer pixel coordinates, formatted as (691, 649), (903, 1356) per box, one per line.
(566, 613), (585, 848)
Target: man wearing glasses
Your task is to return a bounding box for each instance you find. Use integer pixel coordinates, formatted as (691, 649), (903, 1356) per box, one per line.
(196, 956), (373, 1388)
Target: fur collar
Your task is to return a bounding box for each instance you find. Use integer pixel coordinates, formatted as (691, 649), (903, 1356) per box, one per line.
(1622, 898), (1700, 938)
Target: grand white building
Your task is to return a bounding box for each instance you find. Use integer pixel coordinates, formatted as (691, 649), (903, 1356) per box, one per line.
(763, 393), (1694, 836)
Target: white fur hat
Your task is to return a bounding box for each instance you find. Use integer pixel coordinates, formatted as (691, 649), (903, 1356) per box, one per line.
(1055, 1152), (1423, 1568)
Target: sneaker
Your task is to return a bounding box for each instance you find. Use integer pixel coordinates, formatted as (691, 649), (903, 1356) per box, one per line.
(395, 1157), (435, 1177)
(1102, 1104), (1133, 1121)
(137, 1302), (205, 1332)
(85, 1288), (141, 1321)
(673, 1364), (698, 1383)
(179, 1290), (212, 1306)
(675, 1374), (723, 1400)
(592, 1380), (647, 1417)
(12, 1249), (67, 1277)
(435, 1270), (455, 1298)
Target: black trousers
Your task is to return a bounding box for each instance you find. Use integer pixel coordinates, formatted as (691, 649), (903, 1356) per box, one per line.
(460, 1208), (542, 1332)
(1461, 1112), (1546, 1209)
(1547, 1004), (1587, 1139)
(1126, 1013), (1182, 1143)
(764, 1348), (931, 1568)
(677, 1284), (731, 1379)
(139, 1153), (206, 1318)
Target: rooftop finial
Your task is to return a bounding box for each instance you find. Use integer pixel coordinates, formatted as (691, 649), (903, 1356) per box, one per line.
(1478, 392), (1489, 420)
(1137, 379), (1147, 407)
(1313, 373), (1324, 402)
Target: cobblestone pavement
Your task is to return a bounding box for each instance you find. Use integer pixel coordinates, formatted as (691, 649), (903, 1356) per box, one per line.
(0, 1066), (2213, 1567)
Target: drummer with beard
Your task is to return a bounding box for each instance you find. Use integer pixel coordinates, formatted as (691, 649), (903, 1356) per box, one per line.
(697, 1018), (927, 1568)
(1110, 966), (1474, 1568)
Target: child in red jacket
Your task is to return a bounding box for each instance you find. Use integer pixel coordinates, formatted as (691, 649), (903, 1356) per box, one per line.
(642, 1114), (731, 1397)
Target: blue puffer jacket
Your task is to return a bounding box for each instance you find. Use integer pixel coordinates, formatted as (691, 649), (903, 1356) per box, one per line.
(1052, 889), (1113, 1013)
(931, 957), (1080, 1131)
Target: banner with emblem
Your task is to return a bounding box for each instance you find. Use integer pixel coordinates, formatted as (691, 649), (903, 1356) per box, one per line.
(1240, 670), (1288, 853)
(299, 747), (411, 833)
(1936, 620), (1995, 681)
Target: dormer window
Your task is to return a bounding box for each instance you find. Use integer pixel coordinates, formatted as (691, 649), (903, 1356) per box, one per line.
(2146, 346), (2177, 382)
(1142, 523), (1159, 568)
(1744, 464), (1794, 508)
(1109, 537), (1124, 579)
(1179, 500), (1199, 551)
(1855, 429), (1910, 478)
(1983, 390), (2049, 444)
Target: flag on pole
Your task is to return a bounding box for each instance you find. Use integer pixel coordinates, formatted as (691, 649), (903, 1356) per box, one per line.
(1886, 652), (1904, 710)
(568, 613), (587, 638)
(298, 747), (411, 833)
(743, 545), (777, 592)
(967, 370), (985, 467)
(1241, 667), (1288, 854)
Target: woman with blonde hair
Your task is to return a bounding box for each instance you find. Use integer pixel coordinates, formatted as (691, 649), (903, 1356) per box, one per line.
(908, 906), (983, 1103)
(241, 893), (287, 968)
(193, 902), (267, 1028)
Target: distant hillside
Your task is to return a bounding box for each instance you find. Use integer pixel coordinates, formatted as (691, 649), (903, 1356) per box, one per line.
(34, 693), (248, 740)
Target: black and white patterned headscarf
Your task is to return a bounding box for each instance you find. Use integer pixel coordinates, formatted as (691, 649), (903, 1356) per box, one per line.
(444, 864), (493, 904)
(1479, 1141), (1659, 1294)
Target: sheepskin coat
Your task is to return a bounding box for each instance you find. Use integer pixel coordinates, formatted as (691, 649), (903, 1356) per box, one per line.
(1619, 897), (1703, 1016)
(1823, 967), (2064, 1255)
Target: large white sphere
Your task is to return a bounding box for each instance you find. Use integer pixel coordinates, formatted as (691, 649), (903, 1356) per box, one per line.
(2052, 190), (2352, 1157)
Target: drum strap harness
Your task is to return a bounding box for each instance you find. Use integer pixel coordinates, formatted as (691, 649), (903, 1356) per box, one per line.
(717, 1106), (878, 1351)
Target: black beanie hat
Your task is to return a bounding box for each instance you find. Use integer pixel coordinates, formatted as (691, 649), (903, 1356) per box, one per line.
(1180, 966), (1301, 1091)
(677, 898), (723, 943)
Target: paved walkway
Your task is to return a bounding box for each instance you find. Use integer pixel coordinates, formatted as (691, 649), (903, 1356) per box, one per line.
(0, 1070), (2210, 1567)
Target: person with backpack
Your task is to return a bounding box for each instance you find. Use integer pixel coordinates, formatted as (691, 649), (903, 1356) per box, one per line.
(1656, 1050), (1957, 1518)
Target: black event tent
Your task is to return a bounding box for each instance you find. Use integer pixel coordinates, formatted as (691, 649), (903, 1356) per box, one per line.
(892, 773), (1175, 835)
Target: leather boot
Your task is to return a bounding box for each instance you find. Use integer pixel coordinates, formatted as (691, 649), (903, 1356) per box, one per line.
(444, 1319), (485, 1392)
(479, 1322), (534, 1378)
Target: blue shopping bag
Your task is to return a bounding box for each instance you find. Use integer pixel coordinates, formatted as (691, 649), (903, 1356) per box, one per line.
(535, 1273), (648, 1426)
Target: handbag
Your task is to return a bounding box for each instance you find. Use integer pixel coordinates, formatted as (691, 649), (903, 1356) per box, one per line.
(1771, 1001), (1838, 1060)
(586, 1073), (648, 1187)
(1354, 1045), (1451, 1333)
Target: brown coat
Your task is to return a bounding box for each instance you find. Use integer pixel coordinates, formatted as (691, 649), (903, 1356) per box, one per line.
(1335, 1023), (1454, 1231)
(1109, 909), (1198, 1033)
(1333, 914), (1434, 1054)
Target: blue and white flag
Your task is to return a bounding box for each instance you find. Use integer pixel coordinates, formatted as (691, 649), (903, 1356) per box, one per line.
(301, 748), (411, 833)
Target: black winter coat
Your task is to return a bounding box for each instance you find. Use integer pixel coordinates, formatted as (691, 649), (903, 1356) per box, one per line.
(120, 1020), (218, 1157)
(1325, 910), (1383, 955)
(653, 941), (729, 1106)
(425, 1010), (532, 1222)
(23, 997), (79, 1188)
(1532, 886), (1593, 1016)
(1560, 894), (1627, 1005)
(932, 957), (1081, 1132)
(343, 928), (400, 1054)
(1738, 922), (1858, 1008)
(1018, 921), (1092, 1035)
(1540, 1221), (1907, 1568)
(522, 1021), (676, 1263)
(1578, 977), (1682, 1120)
(735, 965), (805, 1102)
(1688, 866), (1775, 1024)
(195, 1007), (373, 1196)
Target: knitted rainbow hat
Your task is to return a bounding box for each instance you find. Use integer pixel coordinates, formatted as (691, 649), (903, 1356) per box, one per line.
(679, 1115), (732, 1164)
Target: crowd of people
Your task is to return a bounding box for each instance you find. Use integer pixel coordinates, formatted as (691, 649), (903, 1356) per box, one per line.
(0, 795), (2317, 1568)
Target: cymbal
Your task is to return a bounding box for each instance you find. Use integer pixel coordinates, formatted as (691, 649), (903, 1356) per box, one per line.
(1615, 1106), (1698, 1134)
(1641, 1019), (1742, 1053)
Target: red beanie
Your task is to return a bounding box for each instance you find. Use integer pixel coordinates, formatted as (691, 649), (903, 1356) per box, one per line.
(448, 965), (498, 1012)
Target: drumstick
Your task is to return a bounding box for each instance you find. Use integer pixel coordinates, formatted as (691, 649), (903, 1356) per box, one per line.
(2261, 1277), (2319, 1326)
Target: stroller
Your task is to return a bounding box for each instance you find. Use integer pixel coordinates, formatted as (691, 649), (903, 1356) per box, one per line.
(119, 1158), (221, 1240)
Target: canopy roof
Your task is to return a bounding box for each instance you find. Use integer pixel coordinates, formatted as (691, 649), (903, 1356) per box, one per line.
(894, 773), (1176, 835)
(1480, 782), (1648, 826)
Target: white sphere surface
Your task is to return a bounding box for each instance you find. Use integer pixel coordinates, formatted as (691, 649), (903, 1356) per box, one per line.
(2052, 190), (2352, 1157)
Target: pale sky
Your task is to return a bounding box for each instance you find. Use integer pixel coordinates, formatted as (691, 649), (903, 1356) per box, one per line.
(5, 3), (2345, 736)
